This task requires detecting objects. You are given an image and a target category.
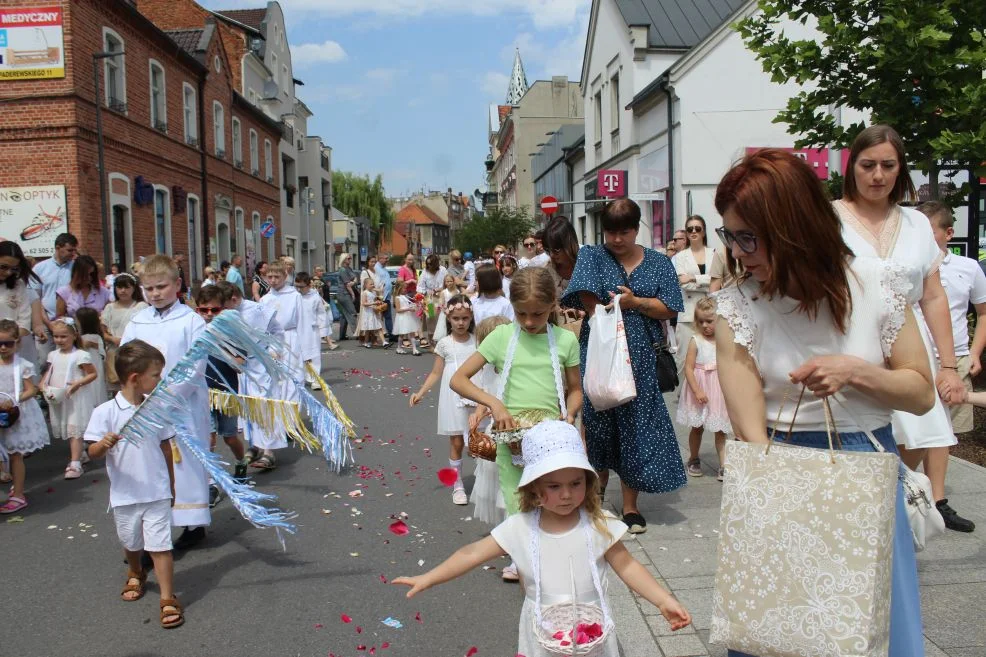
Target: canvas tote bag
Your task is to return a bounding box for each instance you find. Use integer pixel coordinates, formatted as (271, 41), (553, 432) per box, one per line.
(711, 393), (898, 657)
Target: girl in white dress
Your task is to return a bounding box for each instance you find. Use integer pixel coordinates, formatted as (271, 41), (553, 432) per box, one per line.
(76, 307), (107, 404)
(470, 315), (512, 525)
(431, 274), (458, 343)
(409, 295), (476, 505)
(393, 421), (691, 657)
(100, 274), (147, 391)
(393, 279), (423, 356)
(471, 263), (514, 325)
(0, 320), (49, 514)
(42, 318), (98, 479)
(357, 277), (386, 348)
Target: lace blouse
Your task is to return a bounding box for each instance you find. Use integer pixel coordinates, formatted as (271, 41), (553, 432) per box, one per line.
(716, 257), (912, 432)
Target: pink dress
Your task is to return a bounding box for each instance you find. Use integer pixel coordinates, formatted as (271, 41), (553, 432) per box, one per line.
(676, 334), (732, 434)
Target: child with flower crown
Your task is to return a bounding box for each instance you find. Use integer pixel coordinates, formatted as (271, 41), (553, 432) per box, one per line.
(393, 421), (691, 657)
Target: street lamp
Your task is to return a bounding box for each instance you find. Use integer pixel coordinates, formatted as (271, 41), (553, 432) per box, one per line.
(93, 50), (124, 273)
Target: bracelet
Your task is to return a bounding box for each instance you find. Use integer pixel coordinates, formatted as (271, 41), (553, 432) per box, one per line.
(941, 365), (958, 370)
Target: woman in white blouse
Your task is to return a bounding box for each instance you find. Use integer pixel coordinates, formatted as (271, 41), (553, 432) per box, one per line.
(714, 149), (931, 657)
(671, 215), (715, 368)
(0, 242), (45, 364)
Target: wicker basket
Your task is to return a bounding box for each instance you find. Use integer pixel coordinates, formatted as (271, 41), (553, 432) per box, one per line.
(534, 603), (608, 656)
(468, 428), (496, 461)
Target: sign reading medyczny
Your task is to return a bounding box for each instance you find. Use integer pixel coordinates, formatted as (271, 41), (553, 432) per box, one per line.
(0, 7), (65, 80)
(0, 185), (67, 257)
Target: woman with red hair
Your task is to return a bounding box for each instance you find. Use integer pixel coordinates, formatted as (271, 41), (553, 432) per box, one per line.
(714, 149), (930, 656)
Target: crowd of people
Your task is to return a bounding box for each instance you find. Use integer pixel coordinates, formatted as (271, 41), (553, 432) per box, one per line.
(1, 123), (981, 653)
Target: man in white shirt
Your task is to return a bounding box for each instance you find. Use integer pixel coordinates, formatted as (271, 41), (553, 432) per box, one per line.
(919, 201), (986, 533)
(30, 232), (77, 362)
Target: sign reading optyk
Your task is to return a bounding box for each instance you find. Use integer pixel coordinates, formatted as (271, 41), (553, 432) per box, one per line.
(597, 170), (627, 198)
(0, 7), (65, 80)
(0, 185), (67, 257)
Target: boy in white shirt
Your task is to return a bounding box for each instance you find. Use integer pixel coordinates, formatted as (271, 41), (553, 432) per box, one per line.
(121, 255), (211, 550)
(86, 340), (184, 629)
(295, 271), (330, 389)
(919, 201), (986, 533)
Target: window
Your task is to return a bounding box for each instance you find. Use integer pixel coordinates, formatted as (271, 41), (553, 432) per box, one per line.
(610, 75), (620, 133)
(266, 216), (276, 261)
(149, 60), (166, 131)
(102, 28), (126, 113)
(593, 92), (602, 145)
(183, 83), (197, 145)
(282, 65), (289, 96)
(247, 88), (257, 105)
(187, 195), (201, 281)
(232, 208), (243, 257)
(249, 129), (259, 174)
(270, 53), (278, 87)
(251, 211), (261, 261)
(264, 139), (273, 182)
(213, 101), (225, 158)
(285, 236), (297, 259)
(231, 117), (242, 166)
(153, 186), (171, 254)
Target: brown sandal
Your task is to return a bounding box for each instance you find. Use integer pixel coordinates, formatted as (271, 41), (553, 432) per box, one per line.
(121, 570), (147, 601)
(160, 597), (185, 629)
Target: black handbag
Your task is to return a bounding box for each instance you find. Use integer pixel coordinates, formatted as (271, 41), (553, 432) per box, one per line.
(602, 247), (679, 393)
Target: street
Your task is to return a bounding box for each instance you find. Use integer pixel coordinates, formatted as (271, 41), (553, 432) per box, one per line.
(0, 343), (522, 657)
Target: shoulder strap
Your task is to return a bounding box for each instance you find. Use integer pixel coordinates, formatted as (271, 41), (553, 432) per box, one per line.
(495, 324), (567, 417)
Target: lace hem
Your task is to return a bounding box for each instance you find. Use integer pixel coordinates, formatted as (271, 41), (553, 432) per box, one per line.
(714, 288), (755, 351)
(676, 407), (733, 434)
(878, 261), (913, 359)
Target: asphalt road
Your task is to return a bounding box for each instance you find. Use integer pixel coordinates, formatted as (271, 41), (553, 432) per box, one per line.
(0, 341), (523, 657)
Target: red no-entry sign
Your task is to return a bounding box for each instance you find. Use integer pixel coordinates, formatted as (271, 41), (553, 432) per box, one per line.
(540, 195), (559, 215)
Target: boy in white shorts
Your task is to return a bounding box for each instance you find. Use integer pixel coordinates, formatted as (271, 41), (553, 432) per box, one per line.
(86, 340), (184, 629)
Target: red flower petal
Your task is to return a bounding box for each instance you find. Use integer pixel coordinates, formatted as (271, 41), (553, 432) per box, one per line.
(341, 614), (353, 624)
(381, 643), (390, 650)
(466, 648), (479, 657)
(369, 648), (376, 656)
(415, 612), (422, 623)
(389, 520), (409, 536)
(437, 468), (459, 487)
(379, 574), (388, 583)
(314, 623), (324, 630)
(356, 626), (363, 634)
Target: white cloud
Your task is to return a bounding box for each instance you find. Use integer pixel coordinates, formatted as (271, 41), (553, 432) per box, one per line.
(481, 71), (509, 100)
(290, 40), (348, 65)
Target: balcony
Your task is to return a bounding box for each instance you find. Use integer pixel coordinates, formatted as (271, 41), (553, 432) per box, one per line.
(185, 135), (198, 147)
(107, 97), (127, 114)
(216, 148), (226, 160)
(234, 159), (243, 169)
(252, 168), (260, 176)
(266, 175), (274, 184)
(153, 120), (167, 134)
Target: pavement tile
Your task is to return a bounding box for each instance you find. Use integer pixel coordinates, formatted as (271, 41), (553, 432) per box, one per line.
(646, 537), (719, 578)
(646, 613), (696, 637)
(671, 588), (714, 631)
(657, 633), (710, 656)
(665, 576), (716, 591)
(920, 582), (986, 649)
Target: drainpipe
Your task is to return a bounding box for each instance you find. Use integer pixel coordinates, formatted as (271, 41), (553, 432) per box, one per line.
(198, 76), (210, 272)
(661, 75), (675, 231)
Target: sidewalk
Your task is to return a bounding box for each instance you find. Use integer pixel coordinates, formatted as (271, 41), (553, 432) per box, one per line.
(604, 395), (986, 657)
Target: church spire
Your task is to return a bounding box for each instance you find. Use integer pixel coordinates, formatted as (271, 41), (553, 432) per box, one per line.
(505, 49), (529, 105)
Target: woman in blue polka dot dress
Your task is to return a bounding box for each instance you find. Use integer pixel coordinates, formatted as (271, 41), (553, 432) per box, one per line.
(562, 199), (687, 534)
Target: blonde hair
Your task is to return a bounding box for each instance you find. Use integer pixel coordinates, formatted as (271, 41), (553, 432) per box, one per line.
(510, 267), (558, 322)
(393, 278), (406, 296)
(279, 256), (295, 269)
(694, 296), (717, 318)
(476, 315), (511, 344)
(140, 254), (179, 281)
(51, 318), (82, 349)
(266, 261), (287, 276)
(518, 470), (612, 541)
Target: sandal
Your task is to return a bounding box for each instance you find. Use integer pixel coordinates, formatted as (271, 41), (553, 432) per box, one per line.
(121, 570), (147, 602)
(64, 463), (83, 480)
(250, 454), (276, 470)
(0, 496), (28, 514)
(418, 338), (430, 348)
(160, 597), (185, 629)
(246, 447), (260, 464)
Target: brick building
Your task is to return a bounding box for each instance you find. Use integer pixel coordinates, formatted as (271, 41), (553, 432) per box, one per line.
(0, 0), (282, 283)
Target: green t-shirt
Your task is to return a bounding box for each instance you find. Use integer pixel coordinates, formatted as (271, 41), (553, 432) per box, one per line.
(477, 323), (580, 416)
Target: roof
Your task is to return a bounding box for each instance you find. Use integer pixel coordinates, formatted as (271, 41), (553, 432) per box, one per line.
(615, 0), (747, 49)
(329, 207), (352, 222)
(214, 9), (266, 32)
(166, 28), (207, 55)
(396, 203), (448, 227)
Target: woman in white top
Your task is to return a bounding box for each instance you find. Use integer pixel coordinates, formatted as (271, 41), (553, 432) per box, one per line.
(671, 215), (715, 369)
(417, 254), (446, 347)
(0, 242), (46, 364)
(834, 124), (962, 469)
(714, 149), (932, 657)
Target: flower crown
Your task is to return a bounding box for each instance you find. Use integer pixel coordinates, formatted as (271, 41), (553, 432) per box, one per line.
(56, 317), (78, 332)
(447, 302), (472, 312)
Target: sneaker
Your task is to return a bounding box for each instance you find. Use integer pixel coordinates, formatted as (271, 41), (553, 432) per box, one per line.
(234, 461), (249, 481)
(622, 511), (647, 534)
(173, 526), (206, 551)
(937, 499), (975, 533)
(395, 348), (408, 355)
(687, 458), (703, 477)
(717, 467), (725, 482)
(412, 349), (422, 356)
(501, 563), (520, 582)
(208, 485), (224, 508)
(452, 487), (468, 505)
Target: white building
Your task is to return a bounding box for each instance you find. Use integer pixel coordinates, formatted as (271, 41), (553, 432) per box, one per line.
(214, 2), (332, 274)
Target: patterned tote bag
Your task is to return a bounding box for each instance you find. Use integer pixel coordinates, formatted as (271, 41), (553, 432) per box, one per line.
(711, 394), (898, 657)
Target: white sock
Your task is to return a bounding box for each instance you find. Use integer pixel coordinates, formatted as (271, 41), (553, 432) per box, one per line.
(70, 460), (81, 469)
(449, 458), (462, 469)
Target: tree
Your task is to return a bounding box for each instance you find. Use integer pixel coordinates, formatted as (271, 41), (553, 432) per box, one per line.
(331, 171), (394, 234)
(738, 1), (986, 196)
(454, 206), (534, 255)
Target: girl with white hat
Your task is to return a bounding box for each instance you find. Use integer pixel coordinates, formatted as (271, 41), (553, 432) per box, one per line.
(393, 421), (691, 657)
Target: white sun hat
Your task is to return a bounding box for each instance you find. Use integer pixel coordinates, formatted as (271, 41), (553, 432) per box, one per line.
(517, 420), (595, 488)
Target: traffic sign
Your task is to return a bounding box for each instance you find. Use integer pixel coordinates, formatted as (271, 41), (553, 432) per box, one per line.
(260, 221), (276, 238)
(540, 195), (559, 215)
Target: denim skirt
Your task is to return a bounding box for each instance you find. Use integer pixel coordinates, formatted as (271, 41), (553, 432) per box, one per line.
(727, 424), (924, 657)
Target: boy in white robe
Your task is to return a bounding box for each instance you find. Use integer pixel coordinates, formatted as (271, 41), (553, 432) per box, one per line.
(295, 272), (327, 390)
(121, 255), (211, 551)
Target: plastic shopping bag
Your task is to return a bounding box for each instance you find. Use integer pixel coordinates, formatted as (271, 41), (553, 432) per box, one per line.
(584, 295), (637, 410)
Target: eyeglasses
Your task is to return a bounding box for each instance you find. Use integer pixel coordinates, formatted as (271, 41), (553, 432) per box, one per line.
(197, 307), (223, 315)
(523, 242), (536, 248)
(493, 250), (504, 255)
(685, 226), (704, 234)
(673, 236), (687, 242)
(0, 340), (16, 348)
(715, 226), (759, 254)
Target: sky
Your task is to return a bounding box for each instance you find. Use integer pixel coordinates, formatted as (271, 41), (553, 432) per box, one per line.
(198, 0), (591, 201)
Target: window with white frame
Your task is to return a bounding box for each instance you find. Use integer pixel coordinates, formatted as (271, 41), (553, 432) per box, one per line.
(271, 53), (278, 87)
(593, 92), (602, 145)
(264, 139), (272, 182)
(610, 74), (620, 134)
(153, 186), (171, 254)
(266, 216), (276, 260)
(232, 207), (243, 257)
(182, 83), (197, 145)
(249, 129), (259, 174)
(149, 60), (166, 131)
(231, 117), (242, 166)
(248, 88), (257, 105)
(102, 28), (126, 113)
(282, 65), (289, 96)
(213, 101), (225, 157)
